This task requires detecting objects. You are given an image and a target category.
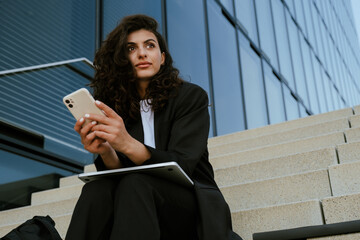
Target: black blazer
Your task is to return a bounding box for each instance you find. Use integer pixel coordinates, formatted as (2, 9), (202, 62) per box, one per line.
(95, 82), (242, 240)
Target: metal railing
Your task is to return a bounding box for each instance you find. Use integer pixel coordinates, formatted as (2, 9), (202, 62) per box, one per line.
(0, 57), (94, 79)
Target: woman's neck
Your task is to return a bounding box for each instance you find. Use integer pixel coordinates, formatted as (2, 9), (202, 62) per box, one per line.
(137, 79), (150, 99)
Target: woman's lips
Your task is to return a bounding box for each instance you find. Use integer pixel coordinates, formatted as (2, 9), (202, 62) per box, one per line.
(136, 62), (152, 68)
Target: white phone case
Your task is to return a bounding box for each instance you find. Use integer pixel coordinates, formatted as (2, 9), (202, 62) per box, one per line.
(63, 88), (105, 124)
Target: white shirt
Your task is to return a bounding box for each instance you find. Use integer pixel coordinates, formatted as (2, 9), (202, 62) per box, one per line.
(140, 100), (156, 148)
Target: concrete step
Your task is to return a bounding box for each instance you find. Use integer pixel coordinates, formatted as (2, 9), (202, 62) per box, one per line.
(0, 198), (76, 227)
(31, 184), (82, 205)
(233, 200), (323, 240)
(210, 132), (345, 169)
(209, 118), (349, 156)
(337, 141), (360, 164)
(215, 148), (337, 187)
(322, 193), (360, 224)
(309, 233), (360, 240)
(221, 169), (331, 212)
(59, 175), (84, 188)
(344, 127), (360, 143)
(329, 161), (360, 196)
(353, 105), (360, 115)
(0, 214), (71, 240)
(349, 115), (360, 128)
(208, 108), (353, 147)
(0, 200), (323, 240)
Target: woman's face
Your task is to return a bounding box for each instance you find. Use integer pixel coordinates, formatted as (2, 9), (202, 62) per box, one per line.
(127, 29), (165, 81)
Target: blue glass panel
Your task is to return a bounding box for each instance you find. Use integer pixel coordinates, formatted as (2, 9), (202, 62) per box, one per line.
(166, 0), (213, 137)
(303, 0), (316, 46)
(287, 13), (309, 109)
(272, 0), (295, 92)
(239, 32), (268, 129)
(284, 0), (295, 17)
(312, 55), (328, 113)
(300, 36), (320, 114)
(219, 0), (234, 16)
(323, 73), (334, 111)
(316, 14), (328, 71)
(263, 60), (286, 124)
(309, 0), (321, 57)
(294, 0), (306, 33)
(102, 0), (162, 38)
(0, 0), (96, 70)
(207, 0), (245, 135)
(234, 0), (259, 46)
(255, 0), (279, 71)
(283, 86), (299, 121)
(299, 103), (309, 118)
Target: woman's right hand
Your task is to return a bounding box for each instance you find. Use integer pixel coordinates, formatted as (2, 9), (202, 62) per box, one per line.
(74, 117), (112, 155)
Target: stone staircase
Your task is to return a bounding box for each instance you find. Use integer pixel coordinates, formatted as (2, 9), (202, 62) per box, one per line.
(1, 105), (360, 240)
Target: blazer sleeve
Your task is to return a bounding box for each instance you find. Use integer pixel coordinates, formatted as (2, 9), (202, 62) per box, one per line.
(143, 83), (210, 176)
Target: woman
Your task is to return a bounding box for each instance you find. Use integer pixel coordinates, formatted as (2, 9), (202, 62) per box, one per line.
(65, 14), (242, 240)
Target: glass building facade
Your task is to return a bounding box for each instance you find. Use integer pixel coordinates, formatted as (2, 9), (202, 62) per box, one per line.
(1, 0), (360, 210)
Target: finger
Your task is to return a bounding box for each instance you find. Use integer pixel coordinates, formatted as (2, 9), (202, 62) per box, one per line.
(91, 124), (115, 134)
(84, 113), (111, 125)
(95, 100), (119, 119)
(93, 130), (112, 142)
(83, 130), (98, 146)
(74, 117), (85, 133)
(80, 120), (97, 135)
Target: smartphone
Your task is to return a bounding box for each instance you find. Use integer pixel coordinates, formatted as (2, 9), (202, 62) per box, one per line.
(63, 88), (105, 125)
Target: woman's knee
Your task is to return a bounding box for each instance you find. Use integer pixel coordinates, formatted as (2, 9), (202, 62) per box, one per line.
(81, 178), (116, 201)
(115, 173), (156, 198)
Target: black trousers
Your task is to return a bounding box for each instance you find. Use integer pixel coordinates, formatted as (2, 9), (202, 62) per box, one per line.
(65, 173), (198, 240)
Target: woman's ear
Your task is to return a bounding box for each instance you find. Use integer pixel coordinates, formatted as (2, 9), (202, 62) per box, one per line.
(161, 52), (165, 65)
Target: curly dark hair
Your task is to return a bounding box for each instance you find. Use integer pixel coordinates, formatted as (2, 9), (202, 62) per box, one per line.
(91, 14), (183, 123)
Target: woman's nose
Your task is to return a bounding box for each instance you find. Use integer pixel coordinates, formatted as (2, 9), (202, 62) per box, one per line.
(138, 47), (147, 58)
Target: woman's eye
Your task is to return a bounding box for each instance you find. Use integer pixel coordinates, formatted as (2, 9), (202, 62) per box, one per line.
(128, 46), (135, 52)
(147, 43), (155, 48)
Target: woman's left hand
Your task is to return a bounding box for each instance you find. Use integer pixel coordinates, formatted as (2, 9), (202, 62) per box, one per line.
(85, 101), (132, 154)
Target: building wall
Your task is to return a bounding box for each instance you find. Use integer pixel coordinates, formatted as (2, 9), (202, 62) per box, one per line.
(0, 0), (360, 210)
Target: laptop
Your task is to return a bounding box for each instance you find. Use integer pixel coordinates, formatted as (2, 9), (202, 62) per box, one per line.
(78, 161), (194, 188)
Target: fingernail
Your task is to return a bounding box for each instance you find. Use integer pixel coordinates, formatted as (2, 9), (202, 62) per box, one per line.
(91, 121), (97, 125)
(85, 114), (90, 118)
(79, 118), (84, 122)
(95, 100), (101, 105)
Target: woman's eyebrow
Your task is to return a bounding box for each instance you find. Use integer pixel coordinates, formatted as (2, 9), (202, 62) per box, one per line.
(127, 39), (156, 45)
(144, 38), (157, 43)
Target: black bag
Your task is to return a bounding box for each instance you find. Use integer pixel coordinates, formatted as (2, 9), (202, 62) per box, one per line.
(1, 215), (62, 240)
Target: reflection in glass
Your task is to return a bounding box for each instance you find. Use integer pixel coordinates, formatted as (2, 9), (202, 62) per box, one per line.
(207, 0), (245, 135)
(238, 32), (268, 129)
